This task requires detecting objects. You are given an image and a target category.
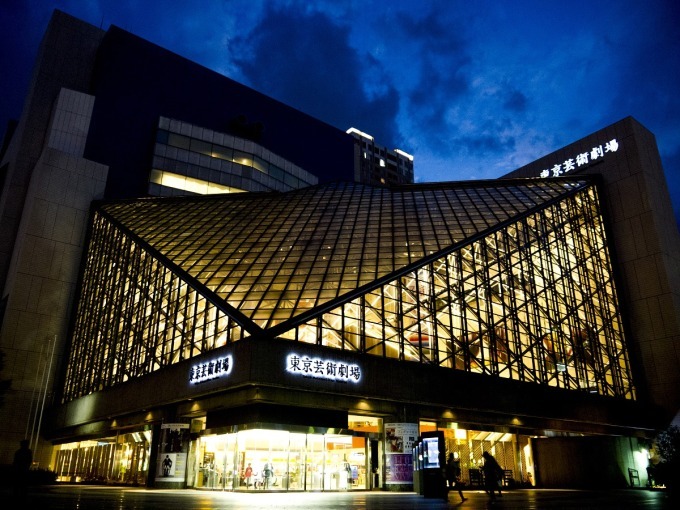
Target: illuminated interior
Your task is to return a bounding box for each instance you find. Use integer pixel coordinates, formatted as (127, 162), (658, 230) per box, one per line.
(420, 423), (532, 488)
(50, 418), (531, 490)
(63, 179), (634, 402)
(192, 419), (376, 491)
(53, 431), (152, 484)
(149, 169), (246, 195)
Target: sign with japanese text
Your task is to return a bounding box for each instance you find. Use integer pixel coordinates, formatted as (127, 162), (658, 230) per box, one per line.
(189, 355), (232, 384)
(539, 139), (620, 178)
(286, 353), (361, 383)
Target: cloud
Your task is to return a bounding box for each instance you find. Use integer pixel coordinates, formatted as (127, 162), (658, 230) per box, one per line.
(230, 4), (400, 147)
(503, 90), (528, 113)
(393, 10), (472, 152)
(0, 0), (677, 223)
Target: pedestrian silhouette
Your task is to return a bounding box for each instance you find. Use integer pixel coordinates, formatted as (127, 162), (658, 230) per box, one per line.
(444, 451), (467, 502)
(482, 451), (503, 499)
(262, 462), (273, 489)
(13, 439), (33, 496)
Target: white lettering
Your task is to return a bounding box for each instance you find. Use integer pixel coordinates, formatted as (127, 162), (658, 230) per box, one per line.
(286, 353), (361, 383)
(538, 139), (619, 178)
(189, 355), (233, 384)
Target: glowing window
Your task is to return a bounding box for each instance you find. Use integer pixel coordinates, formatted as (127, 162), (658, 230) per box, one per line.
(150, 169), (245, 195)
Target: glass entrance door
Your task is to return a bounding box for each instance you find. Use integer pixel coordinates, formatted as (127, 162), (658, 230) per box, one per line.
(304, 433), (325, 490)
(287, 433), (305, 490)
(237, 429), (290, 490)
(192, 427), (371, 492)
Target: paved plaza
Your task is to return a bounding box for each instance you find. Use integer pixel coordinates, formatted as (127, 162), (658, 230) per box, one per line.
(4, 485), (676, 509)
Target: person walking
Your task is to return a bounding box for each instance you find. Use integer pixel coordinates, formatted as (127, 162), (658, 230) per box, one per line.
(262, 462), (273, 489)
(13, 439), (33, 496)
(482, 451), (503, 500)
(444, 452), (467, 502)
(244, 463), (253, 488)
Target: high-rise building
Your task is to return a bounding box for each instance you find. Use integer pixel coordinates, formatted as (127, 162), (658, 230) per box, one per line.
(347, 127), (414, 185)
(0, 9), (678, 492)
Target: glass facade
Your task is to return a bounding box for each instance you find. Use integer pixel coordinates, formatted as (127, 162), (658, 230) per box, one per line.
(53, 430), (152, 484)
(63, 178), (634, 402)
(191, 428), (366, 491)
(150, 117), (319, 197)
(435, 426), (531, 489)
(49, 419), (528, 491)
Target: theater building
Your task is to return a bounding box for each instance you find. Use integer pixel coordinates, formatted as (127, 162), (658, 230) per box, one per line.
(47, 140), (676, 490)
(2, 11), (680, 492)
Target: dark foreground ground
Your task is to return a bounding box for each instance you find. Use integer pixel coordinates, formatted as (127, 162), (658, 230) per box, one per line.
(2, 485), (676, 509)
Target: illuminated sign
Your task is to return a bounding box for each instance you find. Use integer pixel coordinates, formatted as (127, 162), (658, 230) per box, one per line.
(539, 139), (619, 178)
(286, 353), (361, 383)
(189, 355), (232, 384)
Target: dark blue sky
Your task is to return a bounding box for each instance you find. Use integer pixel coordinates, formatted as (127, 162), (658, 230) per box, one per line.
(2, 1), (679, 223)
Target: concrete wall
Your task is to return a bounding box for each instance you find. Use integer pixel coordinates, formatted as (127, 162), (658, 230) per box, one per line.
(531, 435), (648, 489)
(0, 10), (103, 296)
(0, 88), (108, 466)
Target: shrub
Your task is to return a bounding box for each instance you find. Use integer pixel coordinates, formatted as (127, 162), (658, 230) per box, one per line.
(28, 468), (58, 485)
(653, 425), (680, 491)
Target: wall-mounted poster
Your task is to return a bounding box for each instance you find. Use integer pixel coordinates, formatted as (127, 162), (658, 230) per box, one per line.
(156, 422), (190, 483)
(384, 423), (418, 484)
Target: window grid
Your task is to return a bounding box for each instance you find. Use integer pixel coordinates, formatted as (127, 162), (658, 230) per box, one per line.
(289, 186), (634, 398)
(63, 179), (634, 402)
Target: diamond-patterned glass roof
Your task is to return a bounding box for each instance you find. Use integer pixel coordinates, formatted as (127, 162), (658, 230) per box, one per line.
(99, 179), (589, 331)
(68, 176), (635, 402)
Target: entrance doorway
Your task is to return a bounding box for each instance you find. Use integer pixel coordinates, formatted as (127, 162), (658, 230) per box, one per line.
(190, 415), (381, 491)
(191, 428), (368, 491)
